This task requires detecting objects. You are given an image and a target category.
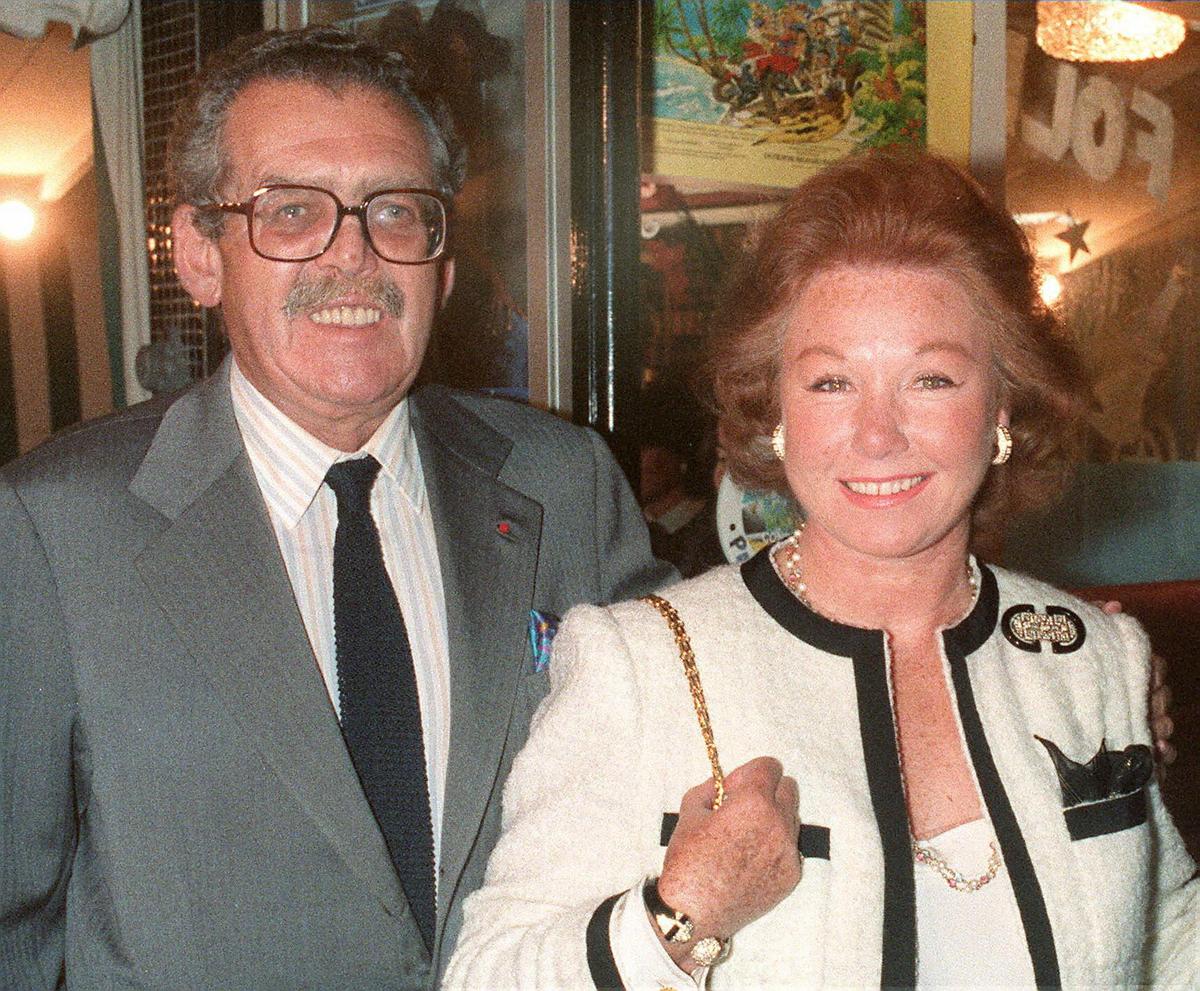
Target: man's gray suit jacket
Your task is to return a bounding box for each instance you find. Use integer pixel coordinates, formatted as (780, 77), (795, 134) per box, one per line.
(0, 363), (673, 989)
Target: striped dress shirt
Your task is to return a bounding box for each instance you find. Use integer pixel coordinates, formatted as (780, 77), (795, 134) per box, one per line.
(229, 361), (450, 869)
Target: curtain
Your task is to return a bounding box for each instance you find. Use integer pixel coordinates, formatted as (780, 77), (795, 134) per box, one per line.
(90, 0), (150, 405)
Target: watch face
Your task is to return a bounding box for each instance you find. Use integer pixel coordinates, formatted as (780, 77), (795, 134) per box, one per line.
(645, 877), (696, 943)
(669, 916), (695, 944)
(651, 909), (693, 943)
(690, 935), (727, 967)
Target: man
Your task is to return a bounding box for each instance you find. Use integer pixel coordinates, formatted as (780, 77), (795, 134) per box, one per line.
(0, 28), (670, 989)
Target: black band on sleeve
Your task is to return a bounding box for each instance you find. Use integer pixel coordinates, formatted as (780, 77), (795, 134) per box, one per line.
(662, 812), (830, 861)
(586, 892), (627, 991)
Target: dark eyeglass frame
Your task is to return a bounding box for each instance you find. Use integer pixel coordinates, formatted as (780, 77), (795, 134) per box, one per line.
(200, 184), (451, 265)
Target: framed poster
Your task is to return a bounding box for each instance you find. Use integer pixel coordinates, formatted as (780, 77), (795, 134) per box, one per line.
(645, 0), (974, 183)
(647, 0), (928, 186)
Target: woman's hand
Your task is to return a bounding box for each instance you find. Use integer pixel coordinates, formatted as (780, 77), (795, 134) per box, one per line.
(1149, 652), (1176, 774)
(655, 756), (802, 971)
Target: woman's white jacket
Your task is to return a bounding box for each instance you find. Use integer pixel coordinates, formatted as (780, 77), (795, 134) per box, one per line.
(445, 555), (1197, 989)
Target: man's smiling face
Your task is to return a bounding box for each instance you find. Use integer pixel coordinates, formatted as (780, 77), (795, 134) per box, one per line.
(177, 78), (454, 450)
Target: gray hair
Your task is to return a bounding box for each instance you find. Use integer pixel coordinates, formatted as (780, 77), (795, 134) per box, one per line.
(167, 26), (465, 239)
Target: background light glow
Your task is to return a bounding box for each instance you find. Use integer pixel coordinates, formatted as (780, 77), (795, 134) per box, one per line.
(0, 198), (36, 240)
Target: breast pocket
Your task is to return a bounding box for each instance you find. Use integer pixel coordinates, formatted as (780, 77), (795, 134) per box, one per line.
(1037, 737), (1153, 842)
(1061, 785), (1153, 971)
(1064, 786), (1148, 841)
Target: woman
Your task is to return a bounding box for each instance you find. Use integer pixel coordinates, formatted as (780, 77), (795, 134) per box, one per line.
(444, 153), (1197, 988)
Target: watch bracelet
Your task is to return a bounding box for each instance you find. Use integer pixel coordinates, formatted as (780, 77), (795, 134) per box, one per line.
(643, 877), (731, 964)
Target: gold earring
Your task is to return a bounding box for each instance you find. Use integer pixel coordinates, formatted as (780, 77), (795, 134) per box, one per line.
(771, 423), (786, 461)
(992, 424), (1012, 465)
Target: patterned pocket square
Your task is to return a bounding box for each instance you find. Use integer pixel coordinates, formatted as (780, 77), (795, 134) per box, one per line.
(528, 610), (560, 673)
(1036, 736), (1154, 805)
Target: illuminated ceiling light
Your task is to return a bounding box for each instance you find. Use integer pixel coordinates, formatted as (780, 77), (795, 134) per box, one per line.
(1036, 1), (1187, 62)
(0, 199), (36, 241)
(1039, 272), (1064, 307)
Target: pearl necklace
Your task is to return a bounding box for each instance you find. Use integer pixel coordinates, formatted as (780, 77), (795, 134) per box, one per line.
(771, 522), (979, 618)
(912, 836), (1002, 892)
(771, 524), (998, 891)
(773, 523), (816, 610)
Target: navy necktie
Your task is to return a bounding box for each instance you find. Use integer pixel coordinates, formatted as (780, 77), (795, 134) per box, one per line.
(325, 456), (435, 951)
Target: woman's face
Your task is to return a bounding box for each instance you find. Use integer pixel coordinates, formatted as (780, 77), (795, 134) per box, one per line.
(778, 264), (1006, 564)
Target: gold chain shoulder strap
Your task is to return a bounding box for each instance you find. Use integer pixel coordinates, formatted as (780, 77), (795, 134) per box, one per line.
(640, 594), (726, 809)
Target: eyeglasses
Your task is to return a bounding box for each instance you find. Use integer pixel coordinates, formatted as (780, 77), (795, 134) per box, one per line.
(202, 184), (449, 264)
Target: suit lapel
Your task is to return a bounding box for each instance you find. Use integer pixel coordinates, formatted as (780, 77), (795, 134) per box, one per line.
(411, 389), (542, 926)
(130, 366), (406, 916)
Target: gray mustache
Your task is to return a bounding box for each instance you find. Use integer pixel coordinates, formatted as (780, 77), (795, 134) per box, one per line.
(283, 275), (404, 319)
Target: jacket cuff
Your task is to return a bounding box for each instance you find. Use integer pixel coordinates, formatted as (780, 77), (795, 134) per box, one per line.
(587, 880), (708, 990)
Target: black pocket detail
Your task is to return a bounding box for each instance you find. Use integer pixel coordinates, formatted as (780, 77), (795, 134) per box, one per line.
(659, 812), (831, 859)
(800, 824), (831, 860)
(1064, 787), (1148, 841)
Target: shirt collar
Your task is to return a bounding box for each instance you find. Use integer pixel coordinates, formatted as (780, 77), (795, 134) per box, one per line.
(229, 359), (425, 529)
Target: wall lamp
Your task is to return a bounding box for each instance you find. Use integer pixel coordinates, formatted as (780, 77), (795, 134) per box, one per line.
(0, 176), (40, 242)
(0, 198), (36, 241)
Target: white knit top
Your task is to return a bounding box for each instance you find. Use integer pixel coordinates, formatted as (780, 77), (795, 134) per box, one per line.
(916, 817), (1037, 987)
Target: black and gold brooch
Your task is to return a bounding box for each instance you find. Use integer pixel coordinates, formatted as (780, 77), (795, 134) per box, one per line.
(1002, 604), (1085, 654)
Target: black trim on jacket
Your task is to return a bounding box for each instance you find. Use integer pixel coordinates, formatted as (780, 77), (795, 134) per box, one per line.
(586, 893), (625, 990)
(742, 550), (913, 988)
(660, 813), (830, 859)
(944, 567), (1061, 987)
(742, 549), (1060, 989)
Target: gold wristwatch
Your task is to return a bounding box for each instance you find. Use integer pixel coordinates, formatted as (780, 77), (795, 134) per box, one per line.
(643, 878), (730, 967)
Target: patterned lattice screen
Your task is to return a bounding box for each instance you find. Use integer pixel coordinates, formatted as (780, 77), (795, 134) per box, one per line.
(139, 0), (216, 383)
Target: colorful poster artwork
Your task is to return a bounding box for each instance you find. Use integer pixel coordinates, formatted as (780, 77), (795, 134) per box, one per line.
(714, 473), (799, 565)
(649, 0), (927, 186)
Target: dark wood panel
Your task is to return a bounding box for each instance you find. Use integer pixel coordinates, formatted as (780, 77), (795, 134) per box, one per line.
(569, 0), (646, 484)
(0, 249), (16, 464)
(38, 202), (80, 433)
